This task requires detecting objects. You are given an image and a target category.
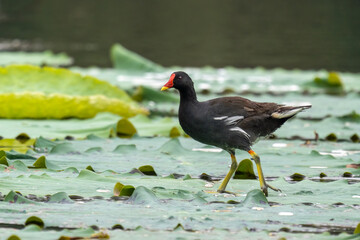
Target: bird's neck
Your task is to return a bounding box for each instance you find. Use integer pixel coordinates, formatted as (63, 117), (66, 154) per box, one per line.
(179, 86), (198, 104)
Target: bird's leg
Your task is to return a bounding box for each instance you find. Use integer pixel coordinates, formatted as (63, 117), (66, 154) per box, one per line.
(217, 153), (237, 194)
(248, 150), (281, 197)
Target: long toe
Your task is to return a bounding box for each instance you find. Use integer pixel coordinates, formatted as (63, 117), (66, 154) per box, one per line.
(267, 184), (281, 192)
(217, 189), (237, 195)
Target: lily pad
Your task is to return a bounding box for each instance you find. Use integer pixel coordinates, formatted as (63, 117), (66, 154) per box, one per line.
(0, 51), (73, 66)
(110, 43), (163, 71)
(0, 65), (147, 119)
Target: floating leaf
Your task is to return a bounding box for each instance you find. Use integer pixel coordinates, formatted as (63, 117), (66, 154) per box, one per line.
(242, 189), (269, 207)
(132, 85), (179, 103)
(110, 43), (163, 71)
(311, 72), (344, 94)
(30, 155), (62, 170)
(0, 65), (147, 119)
(0, 139), (35, 153)
(127, 186), (158, 204)
(320, 172), (327, 178)
(34, 136), (57, 152)
(338, 111), (360, 122)
(234, 159), (256, 179)
(183, 174), (192, 180)
(15, 133), (31, 143)
(0, 51), (73, 66)
(173, 223), (185, 231)
(169, 127), (181, 138)
(23, 224), (43, 232)
(32, 156), (47, 168)
(48, 192), (73, 203)
(350, 133), (359, 143)
(86, 165), (95, 172)
(111, 224), (125, 230)
(116, 118), (137, 138)
(49, 142), (77, 154)
(112, 144), (137, 154)
(354, 223), (360, 234)
(4, 190), (39, 204)
(6, 235), (21, 240)
(113, 182), (135, 197)
(325, 133), (338, 142)
(289, 173), (306, 181)
(138, 165), (157, 176)
(0, 156), (9, 166)
(12, 160), (28, 171)
(84, 147), (103, 153)
(158, 138), (188, 155)
(25, 216), (44, 228)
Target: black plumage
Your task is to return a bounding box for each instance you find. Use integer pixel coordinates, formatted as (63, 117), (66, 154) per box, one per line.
(161, 71), (311, 196)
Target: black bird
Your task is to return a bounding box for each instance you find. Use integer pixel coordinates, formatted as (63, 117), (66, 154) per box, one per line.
(161, 71), (311, 196)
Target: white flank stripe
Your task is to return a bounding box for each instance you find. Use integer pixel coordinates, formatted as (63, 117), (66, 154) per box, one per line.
(214, 116), (228, 120)
(229, 127), (250, 138)
(224, 116), (244, 125)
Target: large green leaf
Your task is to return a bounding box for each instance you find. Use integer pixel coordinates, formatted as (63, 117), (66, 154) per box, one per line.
(0, 65), (148, 118)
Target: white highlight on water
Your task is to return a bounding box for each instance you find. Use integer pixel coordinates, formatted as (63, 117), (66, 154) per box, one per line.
(192, 148), (223, 153)
(278, 212), (294, 216)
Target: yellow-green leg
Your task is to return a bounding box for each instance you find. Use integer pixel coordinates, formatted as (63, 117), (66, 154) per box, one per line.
(217, 153), (237, 193)
(248, 150), (281, 197)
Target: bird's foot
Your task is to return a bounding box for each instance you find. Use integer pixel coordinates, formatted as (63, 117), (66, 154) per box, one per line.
(261, 184), (281, 197)
(267, 184), (281, 192)
(217, 189), (237, 196)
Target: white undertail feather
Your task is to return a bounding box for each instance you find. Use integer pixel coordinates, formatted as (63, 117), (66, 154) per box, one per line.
(271, 105), (311, 119)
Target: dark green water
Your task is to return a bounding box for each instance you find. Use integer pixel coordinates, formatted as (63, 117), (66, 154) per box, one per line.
(0, 0), (359, 72)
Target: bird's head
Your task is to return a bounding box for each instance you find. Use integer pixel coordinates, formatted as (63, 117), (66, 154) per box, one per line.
(161, 71), (193, 91)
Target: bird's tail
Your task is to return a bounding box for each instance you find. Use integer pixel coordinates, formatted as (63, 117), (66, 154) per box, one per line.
(271, 105), (312, 119)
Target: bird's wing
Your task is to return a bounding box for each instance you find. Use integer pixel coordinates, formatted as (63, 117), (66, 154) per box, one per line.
(205, 96), (280, 124)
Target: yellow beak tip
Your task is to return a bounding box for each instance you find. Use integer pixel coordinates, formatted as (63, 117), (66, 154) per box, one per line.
(161, 86), (169, 91)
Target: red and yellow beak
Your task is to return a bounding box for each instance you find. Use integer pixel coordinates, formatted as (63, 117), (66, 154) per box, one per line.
(161, 73), (175, 91)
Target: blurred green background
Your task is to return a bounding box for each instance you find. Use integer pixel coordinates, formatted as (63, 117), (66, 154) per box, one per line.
(0, 0), (359, 71)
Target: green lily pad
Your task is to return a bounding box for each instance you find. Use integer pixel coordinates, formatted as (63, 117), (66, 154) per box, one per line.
(132, 85), (179, 103)
(0, 51), (73, 66)
(4, 190), (39, 204)
(48, 192), (74, 203)
(25, 216), (45, 228)
(113, 182), (135, 197)
(0, 65), (147, 119)
(138, 165), (157, 176)
(242, 189), (269, 207)
(127, 186), (158, 204)
(0, 155), (9, 166)
(116, 118), (137, 138)
(234, 159), (256, 179)
(110, 43), (163, 71)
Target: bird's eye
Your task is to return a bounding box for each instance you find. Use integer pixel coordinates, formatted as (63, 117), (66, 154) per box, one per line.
(178, 76), (182, 79)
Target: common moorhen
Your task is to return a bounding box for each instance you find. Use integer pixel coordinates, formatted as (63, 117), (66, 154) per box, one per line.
(161, 71), (311, 196)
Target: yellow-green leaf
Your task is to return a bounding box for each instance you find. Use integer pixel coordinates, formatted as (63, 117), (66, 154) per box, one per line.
(0, 65), (148, 119)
